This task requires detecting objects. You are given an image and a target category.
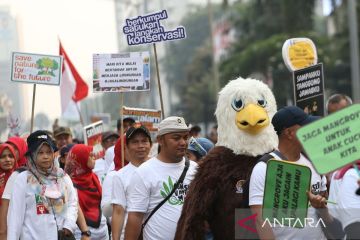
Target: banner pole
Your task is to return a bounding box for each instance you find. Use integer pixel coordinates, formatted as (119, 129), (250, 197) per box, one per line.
(120, 92), (125, 168)
(30, 84), (36, 133)
(75, 103), (85, 126)
(153, 43), (165, 119)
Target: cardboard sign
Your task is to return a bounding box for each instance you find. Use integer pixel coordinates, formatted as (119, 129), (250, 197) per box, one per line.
(93, 52), (150, 92)
(263, 160), (311, 228)
(293, 63), (325, 116)
(296, 104), (360, 174)
(122, 106), (161, 139)
(123, 9), (186, 46)
(84, 121), (104, 159)
(11, 52), (62, 85)
(282, 38), (318, 72)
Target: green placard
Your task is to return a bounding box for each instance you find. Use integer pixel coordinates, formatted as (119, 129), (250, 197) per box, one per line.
(296, 104), (360, 174)
(263, 160), (311, 228)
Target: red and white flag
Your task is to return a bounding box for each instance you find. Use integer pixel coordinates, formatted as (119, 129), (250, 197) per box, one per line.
(59, 42), (88, 120)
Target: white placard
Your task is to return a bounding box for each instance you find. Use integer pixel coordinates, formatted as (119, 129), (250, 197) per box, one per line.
(93, 52), (150, 92)
(11, 52), (62, 85)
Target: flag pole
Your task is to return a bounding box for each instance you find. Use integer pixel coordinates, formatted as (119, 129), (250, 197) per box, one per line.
(75, 103), (85, 126)
(30, 84), (36, 133)
(153, 43), (165, 119)
(120, 92), (125, 168)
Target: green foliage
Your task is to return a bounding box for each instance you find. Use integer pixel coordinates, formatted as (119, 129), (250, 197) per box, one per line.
(220, 0), (355, 107)
(51, 60), (59, 72)
(93, 70), (98, 79)
(36, 57), (58, 77)
(320, 1), (360, 97)
(164, 0), (357, 123)
(179, 43), (217, 126)
(164, 7), (212, 91)
(164, 6), (221, 126)
(220, 32), (332, 105)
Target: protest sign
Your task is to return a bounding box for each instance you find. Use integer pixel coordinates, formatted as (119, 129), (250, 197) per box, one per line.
(123, 10), (187, 118)
(11, 52), (62, 85)
(293, 63), (325, 116)
(84, 121), (104, 159)
(296, 104), (360, 174)
(263, 160), (311, 228)
(123, 10), (186, 46)
(123, 106), (161, 140)
(93, 52), (150, 93)
(282, 38), (318, 72)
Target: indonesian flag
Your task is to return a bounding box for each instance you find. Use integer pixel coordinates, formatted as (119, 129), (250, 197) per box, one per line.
(59, 42), (88, 119)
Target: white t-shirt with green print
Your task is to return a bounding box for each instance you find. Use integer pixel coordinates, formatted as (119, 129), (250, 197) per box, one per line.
(126, 157), (198, 240)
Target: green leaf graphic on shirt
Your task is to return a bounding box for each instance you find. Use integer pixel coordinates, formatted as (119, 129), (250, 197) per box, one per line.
(163, 180), (170, 194)
(168, 177), (174, 189)
(160, 176), (182, 205)
(160, 190), (167, 198)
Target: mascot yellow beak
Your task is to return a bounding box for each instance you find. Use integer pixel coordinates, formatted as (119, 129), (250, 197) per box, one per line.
(235, 103), (270, 134)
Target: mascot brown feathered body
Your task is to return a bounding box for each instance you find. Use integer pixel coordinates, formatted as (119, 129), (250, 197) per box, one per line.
(175, 78), (278, 240)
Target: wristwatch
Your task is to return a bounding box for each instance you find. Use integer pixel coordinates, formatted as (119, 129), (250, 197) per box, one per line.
(81, 230), (91, 237)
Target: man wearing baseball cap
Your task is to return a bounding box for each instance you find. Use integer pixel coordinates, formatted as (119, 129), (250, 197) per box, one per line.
(101, 131), (119, 151)
(53, 126), (73, 150)
(125, 116), (198, 240)
(110, 125), (152, 240)
(249, 106), (338, 240)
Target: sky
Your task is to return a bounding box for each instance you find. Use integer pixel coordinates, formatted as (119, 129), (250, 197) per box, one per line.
(0, 0), (118, 121)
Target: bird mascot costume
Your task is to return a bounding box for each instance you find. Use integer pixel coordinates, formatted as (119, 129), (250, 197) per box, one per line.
(175, 77), (278, 239)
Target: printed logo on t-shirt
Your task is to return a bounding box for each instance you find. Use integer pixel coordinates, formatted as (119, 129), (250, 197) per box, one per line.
(160, 176), (189, 205)
(35, 194), (49, 215)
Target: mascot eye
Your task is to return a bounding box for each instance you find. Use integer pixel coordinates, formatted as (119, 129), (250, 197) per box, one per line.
(231, 98), (244, 112)
(257, 99), (267, 107)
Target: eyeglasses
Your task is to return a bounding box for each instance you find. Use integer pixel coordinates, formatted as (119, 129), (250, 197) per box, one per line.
(188, 137), (207, 157)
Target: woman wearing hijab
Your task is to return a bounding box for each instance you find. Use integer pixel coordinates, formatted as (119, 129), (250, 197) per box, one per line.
(65, 144), (108, 240)
(0, 144), (17, 240)
(6, 136), (28, 168)
(0, 144), (17, 200)
(7, 130), (78, 240)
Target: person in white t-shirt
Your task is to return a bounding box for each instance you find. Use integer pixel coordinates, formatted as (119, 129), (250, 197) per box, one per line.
(328, 161), (360, 239)
(7, 130), (78, 240)
(250, 106), (329, 240)
(94, 146), (115, 184)
(101, 137), (125, 221)
(111, 125), (152, 240)
(124, 116), (198, 240)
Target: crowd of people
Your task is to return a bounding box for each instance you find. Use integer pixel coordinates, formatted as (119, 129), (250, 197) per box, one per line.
(0, 92), (359, 240)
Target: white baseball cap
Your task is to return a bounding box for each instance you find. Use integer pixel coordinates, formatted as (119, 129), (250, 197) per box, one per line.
(157, 116), (190, 136)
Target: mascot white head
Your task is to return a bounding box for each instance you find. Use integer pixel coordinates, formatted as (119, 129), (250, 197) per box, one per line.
(215, 77), (278, 156)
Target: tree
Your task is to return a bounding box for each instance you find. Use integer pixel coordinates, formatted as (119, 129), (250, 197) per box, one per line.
(221, 0), (359, 105)
(322, 0), (360, 98)
(163, 5), (222, 127)
(219, 0), (333, 107)
(179, 42), (217, 127)
(37, 57), (58, 76)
